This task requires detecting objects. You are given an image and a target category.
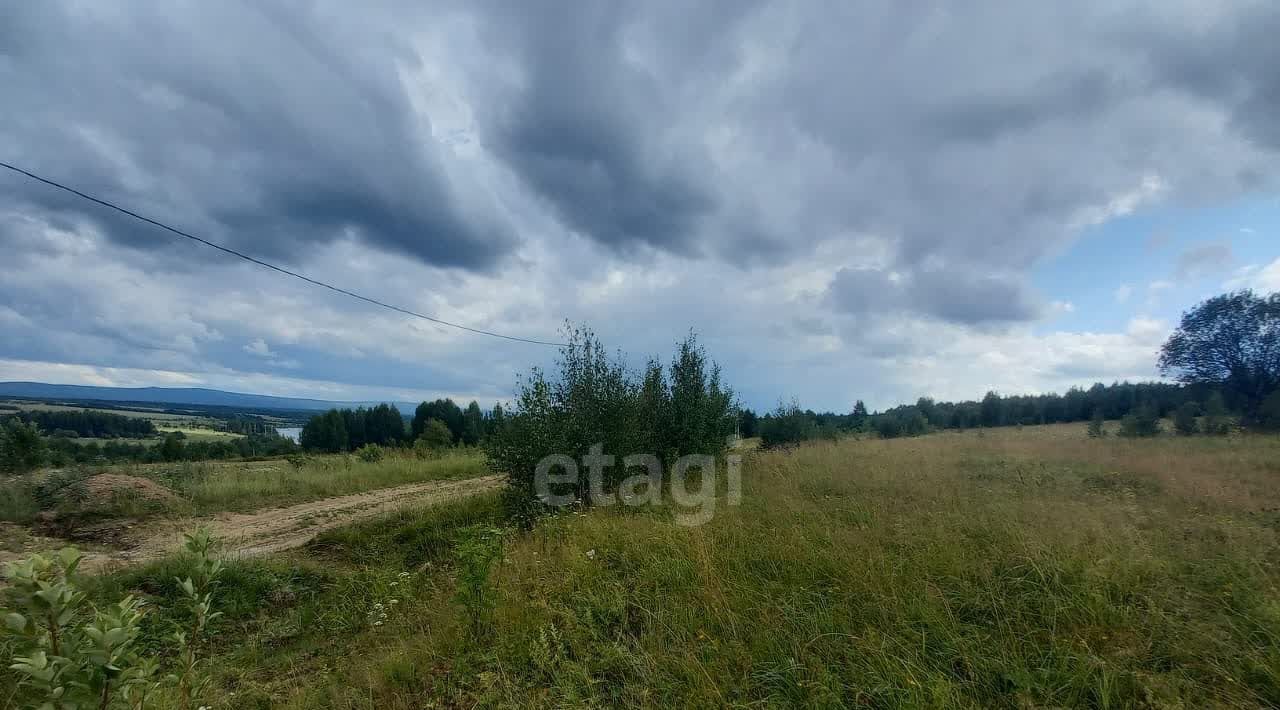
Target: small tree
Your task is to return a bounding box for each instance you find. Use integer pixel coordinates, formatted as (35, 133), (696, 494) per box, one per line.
(168, 528), (224, 710)
(158, 432), (187, 462)
(1087, 409), (1106, 438)
(1, 418), (46, 474)
(416, 419), (453, 450)
(1118, 403), (1162, 438)
(1173, 402), (1200, 436)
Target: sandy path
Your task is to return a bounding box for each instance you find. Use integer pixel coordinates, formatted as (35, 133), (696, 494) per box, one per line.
(74, 474), (505, 573)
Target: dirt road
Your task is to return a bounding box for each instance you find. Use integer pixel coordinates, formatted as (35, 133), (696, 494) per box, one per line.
(66, 474), (505, 573)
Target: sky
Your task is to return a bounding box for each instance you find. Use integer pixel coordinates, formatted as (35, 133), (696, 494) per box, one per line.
(1, 1), (1279, 413)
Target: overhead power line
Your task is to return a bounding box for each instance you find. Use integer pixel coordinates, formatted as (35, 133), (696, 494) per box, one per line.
(0, 160), (566, 348)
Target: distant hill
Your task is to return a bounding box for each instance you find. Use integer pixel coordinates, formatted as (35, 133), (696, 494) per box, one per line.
(0, 381), (411, 413)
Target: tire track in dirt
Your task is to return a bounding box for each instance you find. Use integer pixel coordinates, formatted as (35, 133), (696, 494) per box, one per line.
(78, 475), (505, 573)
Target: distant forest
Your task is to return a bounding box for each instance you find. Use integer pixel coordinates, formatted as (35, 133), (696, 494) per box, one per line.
(742, 380), (1222, 444)
(8, 409), (157, 438)
(298, 399), (503, 453)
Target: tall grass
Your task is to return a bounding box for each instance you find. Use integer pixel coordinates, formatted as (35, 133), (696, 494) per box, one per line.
(0, 450), (489, 523)
(333, 427), (1270, 708)
(161, 451), (487, 514)
(9, 426), (1279, 708)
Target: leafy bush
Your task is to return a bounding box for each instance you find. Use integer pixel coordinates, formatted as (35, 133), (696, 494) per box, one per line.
(355, 444), (384, 463)
(1173, 402), (1200, 436)
(2, 530), (224, 710)
(872, 407), (928, 439)
(415, 419), (453, 452)
(1118, 403), (1162, 438)
(1086, 409), (1106, 438)
(1, 419), (46, 474)
(1202, 392), (1233, 436)
(759, 402), (816, 448)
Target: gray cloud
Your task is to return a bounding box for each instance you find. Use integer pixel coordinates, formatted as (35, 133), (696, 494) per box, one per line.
(2, 0), (1279, 409)
(1174, 241), (1234, 281)
(828, 267), (1042, 325)
(0, 1), (515, 270)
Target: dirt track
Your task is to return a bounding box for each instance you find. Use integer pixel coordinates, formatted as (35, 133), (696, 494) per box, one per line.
(72, 475), (505, 573)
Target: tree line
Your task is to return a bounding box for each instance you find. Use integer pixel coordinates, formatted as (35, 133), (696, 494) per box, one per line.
(0, 418), (298, 473)
(743, 381), (1194, 446)
(746, 290), (1279, 446)
(297, 399), (509, 454)
(4, 409), (157, 438)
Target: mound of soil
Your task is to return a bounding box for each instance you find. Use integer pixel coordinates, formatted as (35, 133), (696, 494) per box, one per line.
(82, 474), (179, 504)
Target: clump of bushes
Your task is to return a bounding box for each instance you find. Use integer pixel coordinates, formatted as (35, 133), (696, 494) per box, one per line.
(1118, 403), (1162, 438)
(1087, 409), (1107, 438)
(759, 402), (816, 449)
(1173, 402), (1199, 436)
(485, 325), (736, 523)
(414, 419), (454, 455)
(1, 419), (46, 474)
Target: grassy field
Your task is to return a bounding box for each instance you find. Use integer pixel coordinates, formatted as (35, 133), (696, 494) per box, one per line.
(8, 424), (1271, 708)
(153, 426), (244, 440)
(1, 399), (206, 422)
(0, 450), (489, 524)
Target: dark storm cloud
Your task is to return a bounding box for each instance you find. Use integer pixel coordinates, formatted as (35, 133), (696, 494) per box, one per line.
(828, 267), (1042, 325)
(469, 1), (737, 255)
(1122, 3), (1280, 152)
(5, 0), (1280, 356)
(464, 1), (1280, 292)
(0, 1), (514, 270)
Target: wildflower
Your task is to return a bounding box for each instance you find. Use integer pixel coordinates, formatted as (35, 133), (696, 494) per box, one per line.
(586, 549), (596, 560)
(389, 599), (400, 605)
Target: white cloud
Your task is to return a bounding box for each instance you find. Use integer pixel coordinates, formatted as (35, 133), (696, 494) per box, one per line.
(1225, 258), (1280, 293)
(243, 338), (276, 358)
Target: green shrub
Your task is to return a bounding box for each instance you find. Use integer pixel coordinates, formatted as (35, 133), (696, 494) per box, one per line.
(3, 548), (156, 708)
(2, 530), (224, 709)
(1118, 403), (1162, 438)
(452, 524), (506, 637)
(1086, 409), (1106, 438)
(1202, 392), (1233, 435)
(355, 444), (385, 463)
(760, 401), (816, 448)
(415, 420), (453, 452)
(485, 325), (735, 524)
(1, 419), (46, 474)
(1173, 401), (1200, 436)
